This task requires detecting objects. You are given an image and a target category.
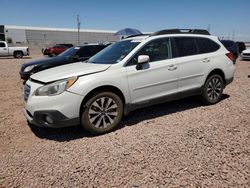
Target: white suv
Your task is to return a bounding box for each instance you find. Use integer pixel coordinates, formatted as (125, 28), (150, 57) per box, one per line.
(23, 29), (235, 134)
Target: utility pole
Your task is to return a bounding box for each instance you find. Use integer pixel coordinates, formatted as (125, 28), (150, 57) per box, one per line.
(232, 30), (235, 41)
(43, 34), (47, 47)
(207, 24), (211, 33)
(77, 15), (81, 45)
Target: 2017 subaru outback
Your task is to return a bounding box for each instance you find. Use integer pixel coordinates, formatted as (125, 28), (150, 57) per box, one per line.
(23, 29), (235, 135)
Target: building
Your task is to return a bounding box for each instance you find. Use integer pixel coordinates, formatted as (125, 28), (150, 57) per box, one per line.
(0, 25), (119, 46)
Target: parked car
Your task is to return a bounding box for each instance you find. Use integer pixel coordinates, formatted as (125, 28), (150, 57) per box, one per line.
(57, 43), (74, 48)
(236, 41), (246, 53)
(0, 41), (29, 58)
(43, 44), (73, 57)
(23, 29), (235, 135)
(240, 49), (250, 60)
(220, 40), (238, 63)
(20, 44), (108, 80)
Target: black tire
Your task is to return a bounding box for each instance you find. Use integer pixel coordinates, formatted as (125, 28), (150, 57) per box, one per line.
(14, 51), (23, 58)
(81, 92), (123, 135)
(201, 74), (224, 105)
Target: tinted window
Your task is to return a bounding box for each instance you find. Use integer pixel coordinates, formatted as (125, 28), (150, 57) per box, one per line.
(76, 47), (91, 57)
(0, 25), (4, 33)
(58, 47), (78, 57)
(0, 34), (5, 41)
(0, 42), (6, 47)
(174, 37), (198, 57)
(54, 45), (65, 48)
(89, 46), (106, 56)
(129, 38), (172, 65)
(197, 38), (220, 53)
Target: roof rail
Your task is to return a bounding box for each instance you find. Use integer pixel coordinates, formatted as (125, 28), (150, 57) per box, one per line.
(152, 29), (210, 36)
(125, 34), (148, 39)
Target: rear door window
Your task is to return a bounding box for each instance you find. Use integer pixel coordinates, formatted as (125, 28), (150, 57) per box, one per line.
(174, 37), (198, 57)
(197, 38), (220, 53)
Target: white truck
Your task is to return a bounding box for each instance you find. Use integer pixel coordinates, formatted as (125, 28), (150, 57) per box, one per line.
(0, 41), (29, 58)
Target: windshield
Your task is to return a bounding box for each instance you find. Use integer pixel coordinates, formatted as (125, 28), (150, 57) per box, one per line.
(88, 40), (140, 64)
(58, 47), (78, 58)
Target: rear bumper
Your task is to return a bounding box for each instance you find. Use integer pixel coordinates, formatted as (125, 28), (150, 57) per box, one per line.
(23, 109), (80, 128)
(225, 77), (234, 86)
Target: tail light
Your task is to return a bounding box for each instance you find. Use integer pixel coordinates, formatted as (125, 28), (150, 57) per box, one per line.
(226, 52), (235, 64)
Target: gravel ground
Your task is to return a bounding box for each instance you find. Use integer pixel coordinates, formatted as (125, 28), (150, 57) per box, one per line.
(0, 54), (249, 187)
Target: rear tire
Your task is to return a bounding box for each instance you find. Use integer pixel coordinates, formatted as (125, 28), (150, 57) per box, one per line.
(201, 74), (224, 105)
(14, 51), (23, 58)
(81, 92), (123, 135)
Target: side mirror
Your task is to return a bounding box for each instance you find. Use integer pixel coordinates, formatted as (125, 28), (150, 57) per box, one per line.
(138, 55), (150, 64)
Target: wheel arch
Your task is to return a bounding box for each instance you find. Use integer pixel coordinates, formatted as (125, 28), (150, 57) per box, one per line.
(79, 85), (126, 118)
(205, 69), (226, 86)
(14, 50), (23, 55)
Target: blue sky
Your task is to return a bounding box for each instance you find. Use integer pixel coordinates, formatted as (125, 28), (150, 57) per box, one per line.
(1, 0), (250, 41)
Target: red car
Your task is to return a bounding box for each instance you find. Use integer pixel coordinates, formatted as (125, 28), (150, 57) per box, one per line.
(43, 44), (73, 57)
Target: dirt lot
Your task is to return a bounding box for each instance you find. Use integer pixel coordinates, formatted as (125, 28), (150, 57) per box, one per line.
(0, 54), (249, 187)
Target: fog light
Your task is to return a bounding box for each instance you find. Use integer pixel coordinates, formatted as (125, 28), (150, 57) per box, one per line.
(45, 115), (53, 124)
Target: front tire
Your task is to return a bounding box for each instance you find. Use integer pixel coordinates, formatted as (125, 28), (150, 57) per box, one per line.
(81, 92), (123, 135)
(201, 74), (224, 105)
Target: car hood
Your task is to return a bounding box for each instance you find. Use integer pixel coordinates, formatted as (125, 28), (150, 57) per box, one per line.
(23, 56), (66, 67)
(242, 49), (250, 53)
(30, 62), (111, 83)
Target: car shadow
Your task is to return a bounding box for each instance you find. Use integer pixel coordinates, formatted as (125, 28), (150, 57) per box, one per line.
(29, 94), (230, 142)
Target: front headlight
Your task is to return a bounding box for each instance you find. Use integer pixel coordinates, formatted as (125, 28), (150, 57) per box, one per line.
(35, 77), (78, 96)
(24, 65), (35, 72)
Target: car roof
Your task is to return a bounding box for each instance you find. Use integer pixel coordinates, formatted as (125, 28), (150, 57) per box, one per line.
(76, 44), (107, 47)
(124, 28), (213, 41)
(125, 33), (218, 42)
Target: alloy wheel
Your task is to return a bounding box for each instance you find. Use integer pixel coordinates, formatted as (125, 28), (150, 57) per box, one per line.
(88, 97), (118, 128)
(207, 77), (222, 101)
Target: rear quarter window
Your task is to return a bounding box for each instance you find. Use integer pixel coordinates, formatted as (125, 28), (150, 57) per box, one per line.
(197, 38), (220, 53)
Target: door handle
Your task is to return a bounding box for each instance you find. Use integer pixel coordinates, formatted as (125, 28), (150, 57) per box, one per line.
(3, 48), (7, 50)
(168, 65), (177, 71)
(202, 58), (210, 63)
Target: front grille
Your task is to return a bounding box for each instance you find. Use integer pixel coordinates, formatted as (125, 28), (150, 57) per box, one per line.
(24, 84), (31, 102)
(242, 53), (250, 56)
